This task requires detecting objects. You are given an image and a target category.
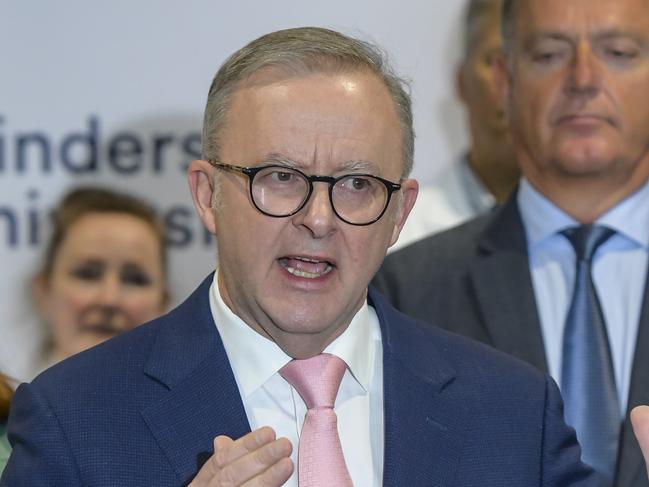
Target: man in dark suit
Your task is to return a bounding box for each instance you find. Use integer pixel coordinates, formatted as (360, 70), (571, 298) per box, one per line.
(374, 0), (649, 485)
(2, 27), (596, 486)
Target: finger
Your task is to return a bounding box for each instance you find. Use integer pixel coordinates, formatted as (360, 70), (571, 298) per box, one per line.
(217, 437), (292, 486)
(631, 406), (649, 476)
(188, 436), (235, 486)
(242, 457), (294, 487)
(213, 427), (277, 469)
(189, 430), (286, 487)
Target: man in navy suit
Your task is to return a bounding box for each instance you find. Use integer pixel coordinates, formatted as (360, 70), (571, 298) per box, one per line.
(374, 0), (649, 485)
(2, 26), (597, 486)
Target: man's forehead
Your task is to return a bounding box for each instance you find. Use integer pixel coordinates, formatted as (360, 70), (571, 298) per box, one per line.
(227, 69), (395, 128)
(219, 71), (403, 174)
(513, 0), (649, 34)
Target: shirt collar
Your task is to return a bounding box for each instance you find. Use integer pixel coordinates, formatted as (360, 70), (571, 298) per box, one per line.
(517, 177), (649, 249)
(209, 271), (375, 399)
(517, 178), (576, 249)
(598, 179), (649, 249)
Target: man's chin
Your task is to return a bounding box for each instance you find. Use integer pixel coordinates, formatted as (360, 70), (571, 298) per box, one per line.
(551, 141), (618, 175)
(270, 324), (345, 359)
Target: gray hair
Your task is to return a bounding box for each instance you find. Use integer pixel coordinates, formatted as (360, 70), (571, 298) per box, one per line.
(201, 26), (414, 177)
(463, 0), (503, 60)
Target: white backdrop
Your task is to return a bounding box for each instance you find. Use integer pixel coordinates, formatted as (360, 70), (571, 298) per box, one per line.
(0, 1), (469, 380)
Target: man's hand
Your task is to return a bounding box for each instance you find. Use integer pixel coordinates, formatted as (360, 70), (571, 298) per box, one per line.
(631, 406), (649, 477)
(189, 427), (293, 486)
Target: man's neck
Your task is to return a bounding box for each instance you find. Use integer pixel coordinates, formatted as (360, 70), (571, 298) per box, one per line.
(525, 174), (649, 224)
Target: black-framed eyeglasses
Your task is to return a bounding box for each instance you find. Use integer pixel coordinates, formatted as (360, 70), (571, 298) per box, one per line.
(207, 160), (402, 226)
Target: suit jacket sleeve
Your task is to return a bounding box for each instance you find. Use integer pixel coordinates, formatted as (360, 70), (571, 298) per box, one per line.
(541, 375), (605, 486)
(1, 382), (82, 486)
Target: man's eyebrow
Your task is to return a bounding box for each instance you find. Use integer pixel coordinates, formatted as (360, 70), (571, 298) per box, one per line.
(592, 29), (647, 44)
(524, 32), (574, 46)
(525, 29), (647, 46)
(261, 153), (300, 167)
(260, 154), (379, 173)
(340, 160), (378, 172)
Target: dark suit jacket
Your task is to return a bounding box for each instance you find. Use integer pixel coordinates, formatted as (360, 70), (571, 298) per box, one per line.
(1, 274), (596, 486)
(373, 194), (649, 487)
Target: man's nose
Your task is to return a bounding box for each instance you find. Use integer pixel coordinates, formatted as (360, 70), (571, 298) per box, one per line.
(566, 42), (600, 97)
(292, 183), (337, 238)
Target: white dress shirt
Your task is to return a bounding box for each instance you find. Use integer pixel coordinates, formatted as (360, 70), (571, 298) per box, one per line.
(518, 178), (649, 414)
(208, 272), (385, 486)
(392, 155), (495, 252)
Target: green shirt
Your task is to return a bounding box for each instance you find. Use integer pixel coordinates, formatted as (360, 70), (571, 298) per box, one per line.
(0, 423), (10, 473)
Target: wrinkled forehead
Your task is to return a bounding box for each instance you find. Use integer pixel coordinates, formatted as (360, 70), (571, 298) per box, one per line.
(226, 68), (404, 167)
(511, 0), (649, 39)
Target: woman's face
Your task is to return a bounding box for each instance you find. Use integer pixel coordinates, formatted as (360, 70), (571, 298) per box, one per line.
(35, 212), (167, 361)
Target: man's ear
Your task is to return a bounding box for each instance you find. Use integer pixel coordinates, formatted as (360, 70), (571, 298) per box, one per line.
(188, 159), (218, 235)
(389, 178), (418, 247)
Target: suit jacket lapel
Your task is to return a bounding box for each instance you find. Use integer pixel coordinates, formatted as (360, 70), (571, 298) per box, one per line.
(370, 289), (464, 486)
(616, 268), (649, 487)
(139, 275), (251, 485)
(469, 194), (548, 372)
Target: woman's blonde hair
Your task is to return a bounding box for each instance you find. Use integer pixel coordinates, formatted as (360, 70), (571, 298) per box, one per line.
(0, 373), (14, 422)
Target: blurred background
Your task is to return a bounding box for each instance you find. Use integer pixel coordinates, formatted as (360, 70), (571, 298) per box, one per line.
(0, 1), (467, 381)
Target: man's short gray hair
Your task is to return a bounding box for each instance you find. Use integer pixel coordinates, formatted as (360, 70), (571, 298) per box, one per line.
(201, 26), (414, 177)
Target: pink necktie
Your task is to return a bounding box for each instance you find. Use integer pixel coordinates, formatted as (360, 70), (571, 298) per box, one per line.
(280, 353), (353, 487)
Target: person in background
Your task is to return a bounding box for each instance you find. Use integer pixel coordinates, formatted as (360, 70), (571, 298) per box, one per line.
(374, 0), (649, 484)
(392, 0), (518, 251)
(3, 26), (598, 486)
(0, 373), (14, 472)
(31, 187), (169, 371)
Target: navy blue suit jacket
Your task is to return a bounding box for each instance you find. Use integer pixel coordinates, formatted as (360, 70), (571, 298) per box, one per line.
(2, 275), (596, 486)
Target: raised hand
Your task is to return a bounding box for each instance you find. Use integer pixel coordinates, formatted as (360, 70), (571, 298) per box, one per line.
(631, 406), (649, 477)
(189, 427), (293, 487)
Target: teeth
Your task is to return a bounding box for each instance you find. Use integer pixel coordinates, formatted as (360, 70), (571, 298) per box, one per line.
(284, 263), (333, 279)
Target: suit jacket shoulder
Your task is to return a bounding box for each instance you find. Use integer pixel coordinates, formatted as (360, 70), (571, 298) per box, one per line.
(374, 209), (500, 338)
(372, 196), (547, 369)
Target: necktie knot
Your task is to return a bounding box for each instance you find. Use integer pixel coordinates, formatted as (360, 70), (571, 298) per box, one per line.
(562, 224), (614, 262)
(280, 353), (347, 409)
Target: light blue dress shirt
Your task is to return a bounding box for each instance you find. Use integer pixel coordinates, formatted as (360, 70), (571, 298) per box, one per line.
(518, 178), (649, 415)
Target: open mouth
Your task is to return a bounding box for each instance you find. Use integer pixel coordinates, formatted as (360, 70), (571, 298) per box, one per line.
(279, 256), (335, 279)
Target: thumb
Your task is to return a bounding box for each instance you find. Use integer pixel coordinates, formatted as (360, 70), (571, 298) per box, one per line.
(631, 406), (649, 476)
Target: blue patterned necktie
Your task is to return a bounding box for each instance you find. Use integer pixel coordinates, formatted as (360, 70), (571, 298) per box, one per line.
(561, 224), (620, 483)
